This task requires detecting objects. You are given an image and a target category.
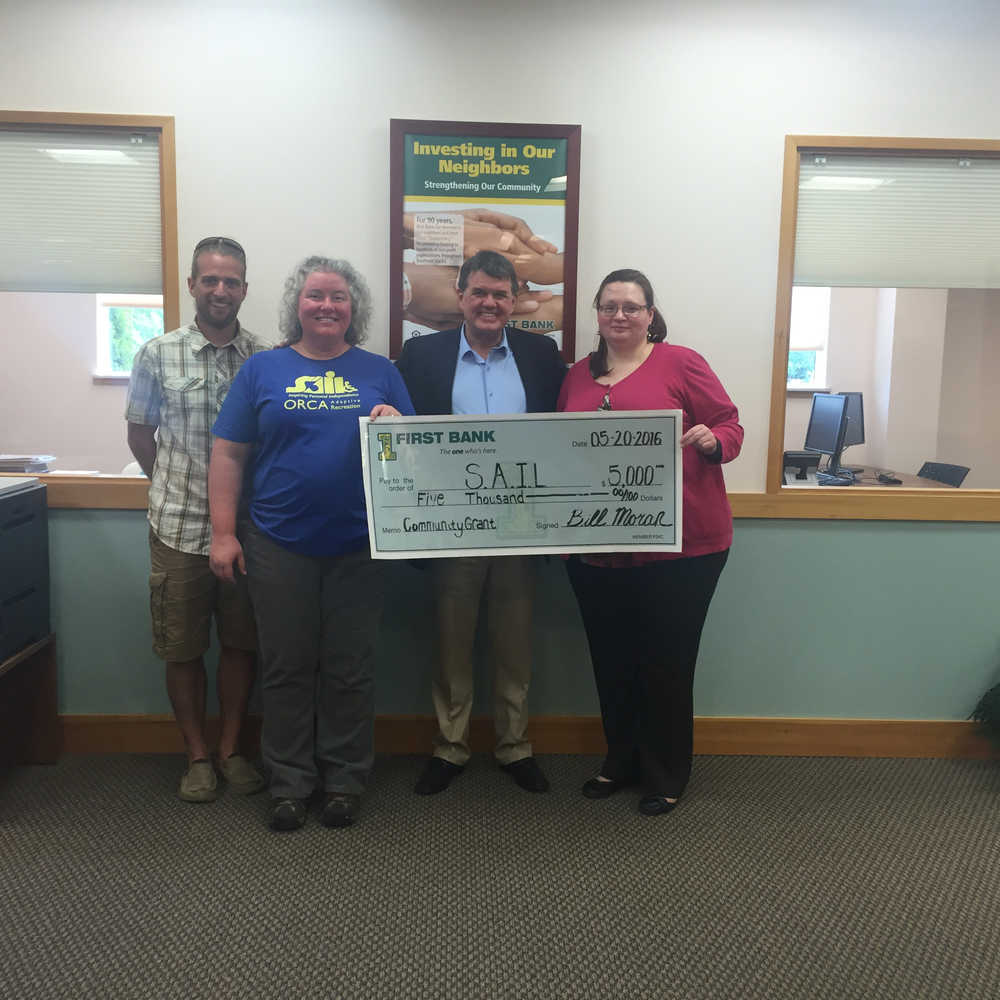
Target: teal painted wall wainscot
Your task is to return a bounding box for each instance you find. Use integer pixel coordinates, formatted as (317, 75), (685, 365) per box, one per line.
(49, 511), (1000, 719)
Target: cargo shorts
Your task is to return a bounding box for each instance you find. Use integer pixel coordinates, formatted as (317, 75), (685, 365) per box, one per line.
(148, 529), (257, 662)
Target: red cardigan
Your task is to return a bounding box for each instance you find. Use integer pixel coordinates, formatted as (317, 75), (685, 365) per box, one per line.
(557, 342), (743, 563)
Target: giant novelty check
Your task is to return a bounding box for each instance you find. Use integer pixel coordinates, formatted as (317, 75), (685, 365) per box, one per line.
(359, 412), (682, 559)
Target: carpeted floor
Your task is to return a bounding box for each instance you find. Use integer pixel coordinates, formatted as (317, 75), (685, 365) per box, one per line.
(1, 753), (998, 999)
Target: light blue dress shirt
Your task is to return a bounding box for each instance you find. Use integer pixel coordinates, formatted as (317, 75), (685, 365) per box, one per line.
(451, 326), (527, 415)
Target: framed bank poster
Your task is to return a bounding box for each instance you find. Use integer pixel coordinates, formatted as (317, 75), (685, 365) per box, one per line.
(389, 119), (581, 360)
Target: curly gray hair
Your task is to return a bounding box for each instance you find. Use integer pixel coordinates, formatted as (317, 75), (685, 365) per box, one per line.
(278, 256), (372, 346)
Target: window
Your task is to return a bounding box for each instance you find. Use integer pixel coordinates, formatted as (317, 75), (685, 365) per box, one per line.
(0, 112), (178, 486)
(768, 136), (1000, 520)
(96, 294), (164, 377)
(787, 286), (830, 389)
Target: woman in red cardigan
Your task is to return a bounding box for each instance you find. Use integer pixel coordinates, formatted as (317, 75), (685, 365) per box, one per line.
(558, 268), (743, 816)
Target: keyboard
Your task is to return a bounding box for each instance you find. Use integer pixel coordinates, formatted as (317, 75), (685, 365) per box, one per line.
(816, 471), (855, 486)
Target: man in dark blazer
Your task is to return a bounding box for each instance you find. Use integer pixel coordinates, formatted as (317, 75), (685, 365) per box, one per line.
(396, 250), (565, 796)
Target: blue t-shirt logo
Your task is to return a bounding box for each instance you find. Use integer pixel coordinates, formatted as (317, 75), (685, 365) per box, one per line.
(285, 371), (359, 396)
(284, 369), (361, 412)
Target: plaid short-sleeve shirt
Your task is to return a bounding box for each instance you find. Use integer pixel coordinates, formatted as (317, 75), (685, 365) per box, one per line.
(125, 323), (265, 555)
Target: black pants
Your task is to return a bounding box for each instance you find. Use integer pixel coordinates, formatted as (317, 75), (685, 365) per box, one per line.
(566, 550), (729, 798)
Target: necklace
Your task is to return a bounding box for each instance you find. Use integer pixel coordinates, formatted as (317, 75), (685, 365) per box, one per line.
(599, 341), (654, 386)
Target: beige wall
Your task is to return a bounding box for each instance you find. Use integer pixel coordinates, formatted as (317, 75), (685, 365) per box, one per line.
(5, 1), (1000, 489)
(939, 289), (1000, 488)
(882, 289), (949, 476)
(869, 288), (897, 469)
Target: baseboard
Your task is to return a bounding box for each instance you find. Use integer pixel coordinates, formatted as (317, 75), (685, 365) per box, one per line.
(58, 714), (995, 759)
(690, 717), (993, 758)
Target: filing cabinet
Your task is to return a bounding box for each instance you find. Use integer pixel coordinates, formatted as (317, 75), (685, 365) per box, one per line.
(0, 478), (50, 663)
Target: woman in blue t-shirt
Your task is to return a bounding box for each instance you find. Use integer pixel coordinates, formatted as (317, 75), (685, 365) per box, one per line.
(209, 256), (414, 832)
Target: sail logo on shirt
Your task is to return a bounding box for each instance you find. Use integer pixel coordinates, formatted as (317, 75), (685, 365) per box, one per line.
(286, 372), (358, 395)
(283, 370), (360, 411)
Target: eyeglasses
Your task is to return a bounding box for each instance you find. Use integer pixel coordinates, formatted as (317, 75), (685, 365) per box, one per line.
(598, 391), (612, 411)
(597, 303), (647, 318)
(193, 236), (246, 257)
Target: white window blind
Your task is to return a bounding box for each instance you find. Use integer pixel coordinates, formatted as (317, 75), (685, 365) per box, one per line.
(794, 153), (1000, 288)
(0, 128), (162, 293)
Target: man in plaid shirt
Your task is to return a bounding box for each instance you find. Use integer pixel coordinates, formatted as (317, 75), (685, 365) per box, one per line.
(126, 237), (266, 803)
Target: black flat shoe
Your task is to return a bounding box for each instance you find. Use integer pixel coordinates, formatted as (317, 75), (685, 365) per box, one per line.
(501, 757), (550, 793)
(414, 757), (464, 795)
(269, 797), (307, 831)
(581, 775), (633, 799)
(638, 794), (678, 816)
(320, 792), (360, 828)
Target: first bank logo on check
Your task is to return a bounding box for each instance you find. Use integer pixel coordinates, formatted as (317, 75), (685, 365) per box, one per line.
(376, 428), (495, 462)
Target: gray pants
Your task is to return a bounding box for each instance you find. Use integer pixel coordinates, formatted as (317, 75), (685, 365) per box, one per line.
(243, 522), (384, 799)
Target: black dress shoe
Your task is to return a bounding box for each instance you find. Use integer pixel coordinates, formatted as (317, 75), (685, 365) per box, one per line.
(320, 792), (360, 828)
(414, 757), (464, 795)
(581, 775), (634, 799)
(501, 756), (550, 793)
(269, 797), (307, 831)
(638, 794), (678, 816)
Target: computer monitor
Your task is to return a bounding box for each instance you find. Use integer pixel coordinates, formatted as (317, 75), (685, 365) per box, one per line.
(837, 391), (864, 472)
(804, 392), (853, 484)
(838, 391), (865, 447)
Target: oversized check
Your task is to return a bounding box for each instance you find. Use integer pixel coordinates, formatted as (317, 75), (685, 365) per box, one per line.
(359, 412), (682, 559)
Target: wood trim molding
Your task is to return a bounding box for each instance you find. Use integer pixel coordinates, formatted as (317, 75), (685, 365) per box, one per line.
(18, 476), (1000, 521)
(765, 134), (1000, 522)
(766, 135), (801, 494)
(793, 135), (1000, 154)
(0, 110), (174, 129)
(727, 489), (1000, 521)
(60, 713), (996, 760)
(0, 473), (150, 509)
(158, 117), (180, 332)
(693, 717), (993, 758)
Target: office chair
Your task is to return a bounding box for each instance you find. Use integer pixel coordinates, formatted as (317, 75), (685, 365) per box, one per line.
(916, 461), (970, 487)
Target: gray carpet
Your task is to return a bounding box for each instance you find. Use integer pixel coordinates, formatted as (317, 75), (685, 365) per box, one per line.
(2, 754), (998, 1000)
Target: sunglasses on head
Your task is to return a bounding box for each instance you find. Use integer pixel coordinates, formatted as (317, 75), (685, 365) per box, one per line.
(193, 236), (245, 257)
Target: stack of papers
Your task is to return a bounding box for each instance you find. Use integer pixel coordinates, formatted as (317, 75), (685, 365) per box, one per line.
(0, 454), (56, 473)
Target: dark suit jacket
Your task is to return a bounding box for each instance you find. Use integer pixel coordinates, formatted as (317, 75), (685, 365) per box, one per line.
(396, 327), (566, 415)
